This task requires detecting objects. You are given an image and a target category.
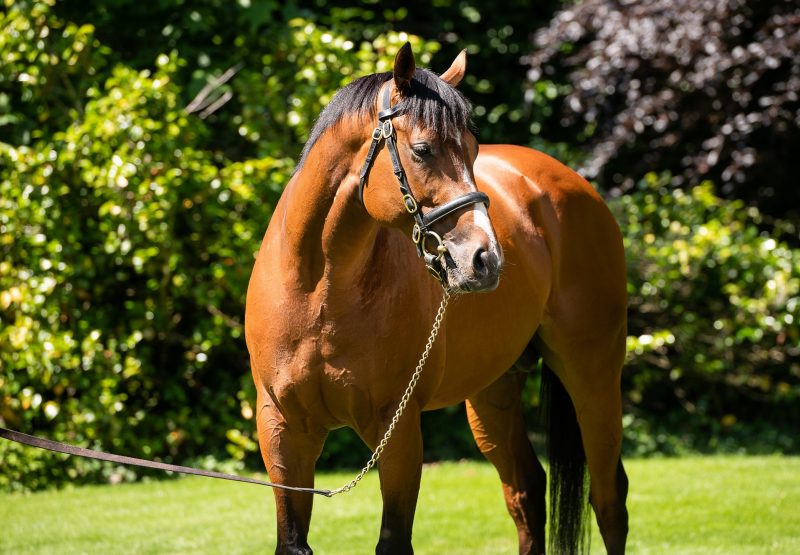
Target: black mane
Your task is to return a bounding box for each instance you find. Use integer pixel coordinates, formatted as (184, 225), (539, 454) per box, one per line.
(295, 68), (472, 170)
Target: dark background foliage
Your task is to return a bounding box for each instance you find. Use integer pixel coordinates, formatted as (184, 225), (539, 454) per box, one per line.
(525, 0), (800, 221)
(1, 0), (797, 491)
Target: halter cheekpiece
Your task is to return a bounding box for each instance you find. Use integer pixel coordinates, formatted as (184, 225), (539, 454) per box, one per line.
(358, 81), (490, 284)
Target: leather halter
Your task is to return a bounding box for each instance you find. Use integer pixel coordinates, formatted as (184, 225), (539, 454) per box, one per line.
(358, 82), (490, 283)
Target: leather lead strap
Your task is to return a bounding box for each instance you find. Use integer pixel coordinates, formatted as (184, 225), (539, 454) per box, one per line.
(0, 427), (334, 496)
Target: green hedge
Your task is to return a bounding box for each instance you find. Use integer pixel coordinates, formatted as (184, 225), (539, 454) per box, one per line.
(615, 174), (800, 455)
(0, 0), (438, 491)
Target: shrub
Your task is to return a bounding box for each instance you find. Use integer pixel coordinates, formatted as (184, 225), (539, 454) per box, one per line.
(613, 174), (800, 455)
(525, 0), (800, 220)
(0, 1), (438, 491)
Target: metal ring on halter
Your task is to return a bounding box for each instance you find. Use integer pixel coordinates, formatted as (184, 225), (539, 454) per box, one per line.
(421, 231), (446, 262)
(419, 230), (446, 283)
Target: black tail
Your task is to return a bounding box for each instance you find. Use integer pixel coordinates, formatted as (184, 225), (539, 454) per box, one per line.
(541, 364), (591, 554)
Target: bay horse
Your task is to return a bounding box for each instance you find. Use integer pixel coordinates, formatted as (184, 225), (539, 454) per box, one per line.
(245, 43), (628, 554)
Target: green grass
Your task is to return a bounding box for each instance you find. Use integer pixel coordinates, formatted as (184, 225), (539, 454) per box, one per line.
(1, 457), (798, 554)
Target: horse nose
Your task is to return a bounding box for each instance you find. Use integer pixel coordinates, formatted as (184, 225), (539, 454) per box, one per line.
(471, 246), (500, 283)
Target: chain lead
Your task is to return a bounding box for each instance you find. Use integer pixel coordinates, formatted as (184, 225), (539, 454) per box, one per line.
(326, 290), (450, 496)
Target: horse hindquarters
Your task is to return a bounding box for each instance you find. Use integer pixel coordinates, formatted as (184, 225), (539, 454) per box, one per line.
(470, 144), (628, 552)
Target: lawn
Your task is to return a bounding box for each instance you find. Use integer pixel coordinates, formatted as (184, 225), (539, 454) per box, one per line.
(1, 457), (798, 554)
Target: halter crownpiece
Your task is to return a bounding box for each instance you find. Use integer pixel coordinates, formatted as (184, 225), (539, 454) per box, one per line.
(358, 81), (490, 284)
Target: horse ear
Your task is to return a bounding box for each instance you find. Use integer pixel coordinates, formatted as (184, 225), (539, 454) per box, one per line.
(393, 42), (416, 93)
(440, 49), (467, 87)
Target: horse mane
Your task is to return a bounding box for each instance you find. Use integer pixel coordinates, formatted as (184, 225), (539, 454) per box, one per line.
(295, 68), (472, 171)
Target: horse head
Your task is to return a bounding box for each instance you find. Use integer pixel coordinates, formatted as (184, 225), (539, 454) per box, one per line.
(359, 44), (504, 292)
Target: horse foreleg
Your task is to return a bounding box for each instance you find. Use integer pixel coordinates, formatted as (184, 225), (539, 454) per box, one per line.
(256, 390), (326, 555)
(466, 372), (547, 555)
(373, 403), (423, 555)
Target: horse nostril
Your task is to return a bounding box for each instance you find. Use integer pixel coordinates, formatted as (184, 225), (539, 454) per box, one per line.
(473, 247), (489, 277)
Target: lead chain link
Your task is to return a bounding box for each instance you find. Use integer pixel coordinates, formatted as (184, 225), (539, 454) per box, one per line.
(327, 290), (451, 496)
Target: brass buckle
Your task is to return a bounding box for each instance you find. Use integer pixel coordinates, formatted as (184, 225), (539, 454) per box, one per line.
(412, 224), (422, 244)
(372, 126), (383, 140)
(403, 194), (418, 214)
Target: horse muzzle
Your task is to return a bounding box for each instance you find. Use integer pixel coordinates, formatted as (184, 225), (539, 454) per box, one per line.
(442, 238), (503, 293)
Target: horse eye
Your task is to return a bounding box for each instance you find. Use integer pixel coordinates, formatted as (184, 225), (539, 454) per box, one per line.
(411, 143), (432, 158)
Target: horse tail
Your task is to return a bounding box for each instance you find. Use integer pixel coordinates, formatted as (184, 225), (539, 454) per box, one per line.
(540, 363), (590, 554)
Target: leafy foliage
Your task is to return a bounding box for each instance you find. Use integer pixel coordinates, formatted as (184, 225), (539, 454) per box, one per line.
(525, 0), (800, 220)
(303, 0), (563, 147)
(0, 0), (437, 491)
(50, 1), (440, 162)
(614, 174), (800, 454)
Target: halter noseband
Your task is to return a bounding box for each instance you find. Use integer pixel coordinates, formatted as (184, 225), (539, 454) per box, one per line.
(358, 82), (490, 284)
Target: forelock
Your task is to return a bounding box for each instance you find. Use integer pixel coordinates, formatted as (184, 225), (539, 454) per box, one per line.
(397, 68), (473, 142)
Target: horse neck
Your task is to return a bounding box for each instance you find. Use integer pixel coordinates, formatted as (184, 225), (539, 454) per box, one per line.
(281, 130), (383, 295)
